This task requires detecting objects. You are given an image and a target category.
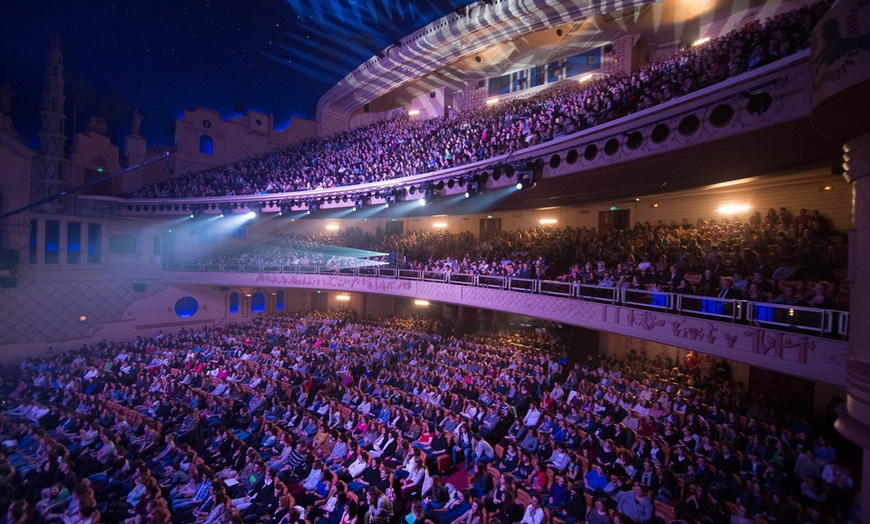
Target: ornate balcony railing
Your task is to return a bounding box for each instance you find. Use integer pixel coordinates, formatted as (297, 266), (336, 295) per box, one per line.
(165, 262), (849, 339)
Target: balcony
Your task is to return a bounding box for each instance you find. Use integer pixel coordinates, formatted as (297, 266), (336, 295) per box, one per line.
(77, 51), (838, 217)
(162, 264), (850, 386)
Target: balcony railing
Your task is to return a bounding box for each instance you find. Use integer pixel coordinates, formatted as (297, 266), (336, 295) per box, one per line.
(165, 263), (849, 338)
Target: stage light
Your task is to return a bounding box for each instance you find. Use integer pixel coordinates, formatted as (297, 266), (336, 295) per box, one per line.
(692, 37), (710, 47)
(486, 98), (499, 105)
(353, 197), (366, 211)
(516, 170), (536, 190)
(408, 109), (421, 116)
(540, 218), (557, 225)
(419, 185), (439, 206)
(414, 300), (430, 306)
(464, 178), (481, 198)
(246, 202), (262, 217)
(307, 201), (319, 215)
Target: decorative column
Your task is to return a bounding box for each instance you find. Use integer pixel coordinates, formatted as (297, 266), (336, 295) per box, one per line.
(809, 0), (870, 512)
(100, 223), (108, 264)
(33, 35), (67, 214)
(35, 218), (46, 265)
(58, 219), (67, 264)
(81, 223), (89, 265)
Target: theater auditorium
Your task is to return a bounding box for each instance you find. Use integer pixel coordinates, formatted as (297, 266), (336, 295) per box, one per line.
(0, 0), (868, 522)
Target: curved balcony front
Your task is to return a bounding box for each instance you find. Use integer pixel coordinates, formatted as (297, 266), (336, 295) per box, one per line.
(76, 51), (838, 218)
(162, 265), (849, 386)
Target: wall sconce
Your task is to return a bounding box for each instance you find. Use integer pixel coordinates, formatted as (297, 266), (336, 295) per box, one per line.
(717, 204), (750, 214)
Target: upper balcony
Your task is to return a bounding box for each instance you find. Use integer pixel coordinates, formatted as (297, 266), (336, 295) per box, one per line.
(77, 51), (841, 218)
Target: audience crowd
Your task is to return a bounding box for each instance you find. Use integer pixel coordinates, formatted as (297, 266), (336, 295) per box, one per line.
(0, 311), (858, 523)
(194, 206), (847, 310)
(131, 1), (830, 199)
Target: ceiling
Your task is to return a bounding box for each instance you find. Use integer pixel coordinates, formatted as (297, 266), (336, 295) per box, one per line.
(351, 0), (821, 114)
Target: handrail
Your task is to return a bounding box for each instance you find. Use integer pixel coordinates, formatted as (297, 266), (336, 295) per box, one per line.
(422, 270), (447, 283)
(623, 287), (671, 311)
(165, 263), (848, 338)
(478, 274), (507, 290)
(746, 301), (837, 335)
(448, 273), (475, 286)
(575, 283), (619, 304)
(677, 294), (742, 322)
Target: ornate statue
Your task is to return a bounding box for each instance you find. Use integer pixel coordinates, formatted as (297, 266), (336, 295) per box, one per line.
(131, 109), (142, 136)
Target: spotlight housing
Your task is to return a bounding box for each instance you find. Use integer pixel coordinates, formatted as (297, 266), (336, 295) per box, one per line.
(515, 161), (541, 190)
(464, 180), (480, 198)
(516, 171), (536, 190)
(420, 185), (439, 206)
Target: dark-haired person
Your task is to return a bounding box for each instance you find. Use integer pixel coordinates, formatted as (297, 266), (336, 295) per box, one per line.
(613, 483), (653, 522)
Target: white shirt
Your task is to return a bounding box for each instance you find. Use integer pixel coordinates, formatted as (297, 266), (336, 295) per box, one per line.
(548, 450), (570, 471)
(348, 457), (367, 478)
(521, 505), (544, 524)
(524, 408), (541, 427)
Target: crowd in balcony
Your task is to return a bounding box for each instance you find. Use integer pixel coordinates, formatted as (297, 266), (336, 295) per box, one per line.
(131, 1), (830, 200)
(0, 312), (857, 523)
(194, 206), (848, 310)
